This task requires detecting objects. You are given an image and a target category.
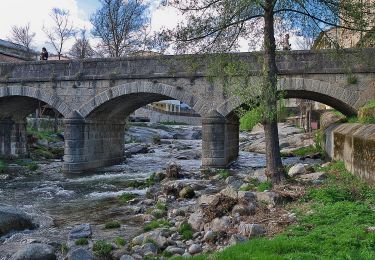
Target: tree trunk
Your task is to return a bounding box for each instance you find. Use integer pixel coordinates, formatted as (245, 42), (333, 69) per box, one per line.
(262, 2), (284, 184)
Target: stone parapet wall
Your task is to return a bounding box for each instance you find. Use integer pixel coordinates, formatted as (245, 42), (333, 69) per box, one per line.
(325, 123), (375, 184)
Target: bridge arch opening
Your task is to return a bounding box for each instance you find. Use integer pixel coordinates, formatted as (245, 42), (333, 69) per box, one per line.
(0, 86), (69, 158)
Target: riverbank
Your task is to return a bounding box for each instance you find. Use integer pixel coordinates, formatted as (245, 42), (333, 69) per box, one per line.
(0, 123), (343, 259)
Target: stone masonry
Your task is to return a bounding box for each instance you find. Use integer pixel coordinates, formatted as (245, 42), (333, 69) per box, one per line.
(0, 49), (374, 173)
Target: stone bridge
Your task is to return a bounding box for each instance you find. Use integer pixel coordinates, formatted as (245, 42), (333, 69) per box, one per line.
(0, 49), (374, 173)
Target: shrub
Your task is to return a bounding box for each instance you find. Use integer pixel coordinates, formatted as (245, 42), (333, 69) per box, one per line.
(347, 73), (358, 84)
(114, 237), (126, 247)
(93, 240), (112, 257)
(118, 193), (136, 203)
(104, 220), (121, 229)
(75, 238), (88, 245)
(156, 202), (167, 211)
(179, 222), (193, 240)
(239, 108), (262, 131)
(218, 169), (230, 179)
(144, 219), (171, 231)
(257, 181), (272, 192)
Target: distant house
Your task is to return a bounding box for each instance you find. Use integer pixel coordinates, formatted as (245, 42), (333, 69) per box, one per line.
(0, 39), (37, 62)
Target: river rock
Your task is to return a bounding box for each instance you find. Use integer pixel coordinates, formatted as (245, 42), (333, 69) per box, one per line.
(141, 243), (158, 256)
(11, 243), (56, 260)
(166, 162), (182, 179)
(228, 234), (247, 245)
(288, 163), (307, 177)
(132, 229), (168, 249)
(165, 246), (185, 255)
(124, 143), (149, 154)
(232, 202), (256, 216)
(188, 244), (202, 254)
(0, 205), (34, 236)
(197, 194), (218, 206)
(188, 210), (205, 231)
(210, 216), (231, 232)
(68, 248), (93, 260)
(238, 191), (256, 203)
(120, 255), (135, 260)
(179, 186), (195, 199)
(69, 223), (92, 240)
(220, 186), (238, 200)
(238, 222), (266, 238)
(254, 191), (281, 205)
(297, 172), (327, 183)
(203, 230), (216, 242)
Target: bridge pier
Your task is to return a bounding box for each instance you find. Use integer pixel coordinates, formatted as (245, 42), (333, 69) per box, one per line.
(201, 111), (239, 168)
(0, 118), (27, 158)
(63, 112), (125, 173)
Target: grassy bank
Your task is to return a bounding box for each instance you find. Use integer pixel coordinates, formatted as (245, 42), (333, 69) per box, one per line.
(177, 161), (375, 259)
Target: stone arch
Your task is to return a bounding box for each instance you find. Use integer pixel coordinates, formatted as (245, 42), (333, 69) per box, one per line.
(0, 85), (72, 118)
(78, 81), (206, 119)
(216, 78), (360, 117)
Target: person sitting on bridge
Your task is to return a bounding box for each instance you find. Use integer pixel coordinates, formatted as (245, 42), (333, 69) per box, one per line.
(282, 34), (291, 51)
(40, 47), (49, 60)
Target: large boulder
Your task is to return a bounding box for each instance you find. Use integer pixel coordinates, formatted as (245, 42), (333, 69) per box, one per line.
(238, 222), (266, 238)
(11, 243), (56, 260)
(0, 205), (34, 236)
(188, 210), (205, 231)
(68, 248), (93, 260)
(288, 163), (307, 177)
(165, 163), (182, 179)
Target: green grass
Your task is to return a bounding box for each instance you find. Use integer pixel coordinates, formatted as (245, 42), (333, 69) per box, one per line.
(144, 219), (171, 231)
(75, 238), (89, 245)
(217, 169), (230, 179)
(118, 193), (137, 203)
(156, 202), (167, 211)
(27, 128), (60, 142)
(0, 160), (7, 173)
(114, 237), (126, 247)
(257, 181), (272, 192)
(176, 161), (375, 259)
(363, 99), (375, 109)
(104, 220), (121, 229)
(15, 159), (39, 171)
(241, 178), (272, 192)
(290, 145), (320, 157)
(179, 222), (193, 240)
(93, 240), (112, 257)
(239, 107), (262, 131)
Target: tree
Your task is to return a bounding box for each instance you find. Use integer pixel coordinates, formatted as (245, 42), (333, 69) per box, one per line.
(43, 8), (75, 60)
(69, 29), (95, 59)
(90, 0), (150, 57)
(163, 0), (374, 183)
(8, 23), (35, 56)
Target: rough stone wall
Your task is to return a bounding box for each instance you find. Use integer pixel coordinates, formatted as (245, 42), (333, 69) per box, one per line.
(134, 107), (201, 125)
(63, 116), (125, 173)
(325, 123), (375, 184)
(0, 118), (27, 158)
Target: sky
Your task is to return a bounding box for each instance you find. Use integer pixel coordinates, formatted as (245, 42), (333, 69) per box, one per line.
(0, 0), (306, 55)
(0, 0), (182, 54)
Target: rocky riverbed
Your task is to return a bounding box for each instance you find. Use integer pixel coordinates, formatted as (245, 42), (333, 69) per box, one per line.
(0, 123), (323, 259)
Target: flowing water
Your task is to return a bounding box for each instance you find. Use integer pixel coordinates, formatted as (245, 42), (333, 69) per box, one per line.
(0, 126), (321, 257)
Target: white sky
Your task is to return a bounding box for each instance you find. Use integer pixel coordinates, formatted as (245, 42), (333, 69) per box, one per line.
(0, 0), (306, 55)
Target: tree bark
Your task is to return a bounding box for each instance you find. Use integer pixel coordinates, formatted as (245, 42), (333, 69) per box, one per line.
(262, 1), (284, 184)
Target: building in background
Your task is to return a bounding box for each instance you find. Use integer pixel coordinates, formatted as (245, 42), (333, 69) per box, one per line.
(0, 39), (37, 62)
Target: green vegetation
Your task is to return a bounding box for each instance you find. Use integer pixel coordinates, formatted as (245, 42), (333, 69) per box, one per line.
(178, 161), (375, 259)
(27, 128), (61, 142)
(152, 135), (161, 144)
(60, 243), (69, 254)
(114, 236), (126, 247)
(179, 222), (193, 240)
(15, 159), (39, 171)
(0, 159), (7, 173)
(217, 169), (230, 179)
(288, 145), (320, 157)
(257, 181), (272, 192)
(75, 238), (89, 245)
(347, 73), (358, 84)
(363, 99), (375, 109)
(156, 202), (167, 211)
(93, 240), (112, 257)
(144, 219), (171, 231)
(118, 193), (137, 203)
(241, 178), (273, 192)
(104, 220), (121, 229)
(239, 107), (262, 131)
